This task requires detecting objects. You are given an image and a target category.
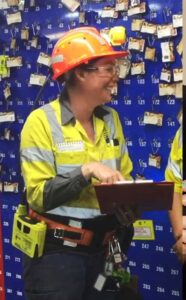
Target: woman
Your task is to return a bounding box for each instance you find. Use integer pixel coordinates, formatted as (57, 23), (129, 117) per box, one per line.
(20, 27), (141, 300)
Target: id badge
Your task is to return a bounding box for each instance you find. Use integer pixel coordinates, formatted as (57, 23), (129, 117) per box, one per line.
(133, 220), (155, 240)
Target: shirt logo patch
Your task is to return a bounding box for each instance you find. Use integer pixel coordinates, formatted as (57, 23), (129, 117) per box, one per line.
(56, 141), (84, 152)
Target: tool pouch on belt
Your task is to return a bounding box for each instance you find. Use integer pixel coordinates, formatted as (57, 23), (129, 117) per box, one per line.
(12, 204), (47, 258)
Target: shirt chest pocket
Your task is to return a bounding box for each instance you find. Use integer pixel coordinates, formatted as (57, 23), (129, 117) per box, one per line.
(54, 145), (86, 174)
(103, 144), (121, 160)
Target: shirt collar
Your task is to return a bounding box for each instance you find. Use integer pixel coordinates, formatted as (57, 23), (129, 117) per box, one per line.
(59, 88), (110, 125)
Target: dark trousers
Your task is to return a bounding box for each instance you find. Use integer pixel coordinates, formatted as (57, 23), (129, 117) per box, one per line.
(23, 250), (142, 300)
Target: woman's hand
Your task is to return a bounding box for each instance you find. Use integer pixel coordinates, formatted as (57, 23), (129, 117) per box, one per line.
(173, 219), (186, 263)
(81, 162), (124, 184)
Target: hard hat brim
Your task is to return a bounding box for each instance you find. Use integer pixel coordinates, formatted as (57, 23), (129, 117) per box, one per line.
(52, 50), (129, 80)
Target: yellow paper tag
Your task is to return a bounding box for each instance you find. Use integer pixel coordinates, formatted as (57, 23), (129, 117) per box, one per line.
(133, 220), (155, 240)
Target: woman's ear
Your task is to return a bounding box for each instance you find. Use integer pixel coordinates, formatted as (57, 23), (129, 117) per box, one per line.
(74, 67), (87, 83)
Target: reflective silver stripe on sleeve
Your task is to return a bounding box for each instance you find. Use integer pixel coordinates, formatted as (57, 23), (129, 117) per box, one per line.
(42, 104), (64, 145)
(46, 206), (102, 219)
(178, 126), (182, 148)
(167, 156), (182, 179)
(21, 148), (54, 164)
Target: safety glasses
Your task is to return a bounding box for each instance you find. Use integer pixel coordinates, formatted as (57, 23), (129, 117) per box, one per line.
(84, 64), (120, 78)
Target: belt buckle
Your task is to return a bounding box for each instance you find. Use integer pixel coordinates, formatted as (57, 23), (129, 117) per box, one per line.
(54, 228), (78, 248)
(54, 228), (65, 239)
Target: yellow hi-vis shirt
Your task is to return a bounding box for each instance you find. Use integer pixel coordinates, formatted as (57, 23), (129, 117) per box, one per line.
(20, 98), (133, 218)
(165, 126), (182, 194)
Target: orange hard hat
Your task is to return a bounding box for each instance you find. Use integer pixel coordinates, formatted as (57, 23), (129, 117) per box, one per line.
(51, 26), (128, 80)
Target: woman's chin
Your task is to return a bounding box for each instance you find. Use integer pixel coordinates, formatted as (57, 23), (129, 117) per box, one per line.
(104, 93), (113, 103)
(105, 97), (112, 103)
